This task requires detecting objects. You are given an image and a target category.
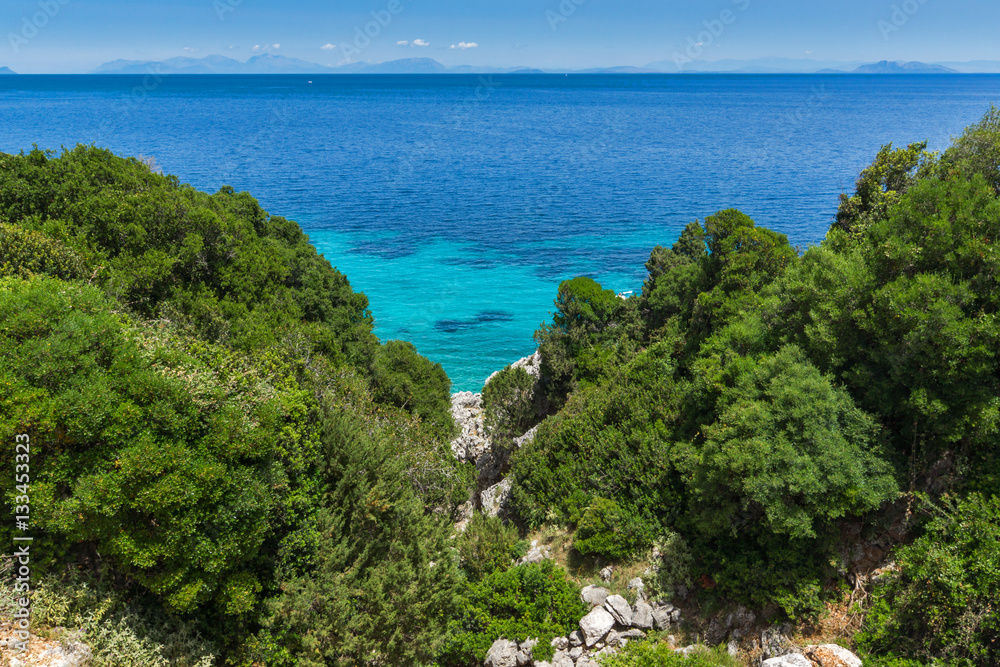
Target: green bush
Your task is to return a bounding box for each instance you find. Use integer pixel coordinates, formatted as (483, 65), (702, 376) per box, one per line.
(574, 497), (649, 561)
(0, 146), (376, 363)
(686, 345), (898, 540)
(438, 560), (586, 666)
(457, 512), (525, 582)
(0, 221), (86, 279)
(482, 364), (537, 445)
(255, 403), (462, 667)
(0, 276), (304, 614)
(599, 640), (739, 667)
(509, 342), (684, 544)
(0, 558), (216, 667)
(370, 339), (455, 437)
(857, 494), (1000, 666)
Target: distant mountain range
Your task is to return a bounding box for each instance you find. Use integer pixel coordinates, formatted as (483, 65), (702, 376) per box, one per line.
(0, 66), (16, 75)
(76, 55), (1000, 76)
(830, 60), (958, 74)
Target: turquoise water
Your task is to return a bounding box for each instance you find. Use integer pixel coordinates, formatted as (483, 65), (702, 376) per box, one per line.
(3, 74), (1000, 389)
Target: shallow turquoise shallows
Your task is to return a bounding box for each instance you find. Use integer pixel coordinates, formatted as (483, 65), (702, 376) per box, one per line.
(4, 73), (1000, 389)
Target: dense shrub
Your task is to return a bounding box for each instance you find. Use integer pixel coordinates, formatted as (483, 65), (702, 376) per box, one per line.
(456, 513), (525, 582)
(0, 222), (86, 279)
(599, 641), (739, 667)
(482, 364), (537, 445)
(858, 494), (1000, 666)
(257, 404), (462, 667)
(685, 345), (897, 540)
(369, 339), (455, 437)
(510, 341), (685, 547)
(438, 560), (586, 666)
(0, 276), (302, 614)
(574, 497), (650, 561)
(0, 146), (376, 363)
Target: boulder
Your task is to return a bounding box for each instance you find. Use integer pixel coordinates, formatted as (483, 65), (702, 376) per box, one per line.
(651, 605), (674, 630)
(632, 598), (654, 629)
(481, 478), (512, 518)
(805, 644), (864, 667)
(762, 655), (814, 667)
(484, 638), (519, 667)
(568, 630), (585, 647)
(449, 392), (489, 462)
(618, 629), (646, 640)
(550, 636), (569, 651)
(604, 595), (633, 627)
(760, 627), (793, 660)
(516, 638), (537, 666)
(40, 642), (93, 667)
(579, 606), (616, 647)
(580, 585), (610, 607)
(569, 646), (584, 660)
(513, 425), (538, 448)
(551, 650), (575, 667)
(627, 577), (646, 599)
(600, 565), (614, 582)
(519, 540), (551, 566)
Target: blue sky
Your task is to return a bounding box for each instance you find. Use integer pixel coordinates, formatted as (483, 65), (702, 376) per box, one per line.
(4, 0), (1000, 73)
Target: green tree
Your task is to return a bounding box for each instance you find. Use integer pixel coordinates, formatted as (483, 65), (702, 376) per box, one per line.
(370, 339), (455, 437)
(686, 346), (897, 540)
(858, 494), (1000, 666)
(482, 364), (537, 446)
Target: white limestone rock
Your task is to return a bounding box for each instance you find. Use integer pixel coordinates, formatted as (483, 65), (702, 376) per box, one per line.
(604, 594), (633, 627)
(805, 644), (864, 667)
(484, 638), (519, 667)
(481, 478), (512, 518)
(762, 655), (815, 667)
(580, 585), (610, 607)
(579, 606), (616, 647)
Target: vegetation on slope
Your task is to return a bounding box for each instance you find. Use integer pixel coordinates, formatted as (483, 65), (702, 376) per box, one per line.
(2, 105), (999, 666)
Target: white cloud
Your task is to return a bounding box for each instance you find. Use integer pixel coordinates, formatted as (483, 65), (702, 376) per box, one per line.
(397, 40), (409, 46)
(183, 47), (199, 53)
(412, 39), (430, 47)
(272, 43), (280, 49)
(252, 43), (280, 53)
(450, 42), (479, 50)
(321, 43), (336, 50)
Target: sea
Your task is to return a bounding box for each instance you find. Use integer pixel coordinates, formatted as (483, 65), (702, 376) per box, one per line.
(3, 73), (1000, 391)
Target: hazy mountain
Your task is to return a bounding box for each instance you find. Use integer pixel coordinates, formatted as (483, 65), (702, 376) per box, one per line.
(934, 60), (1000, 73)
(576, 65), (661, 74)
(90, 54), (996, 76)
(644, 57), (862, 73)
(94, 54), (333, 74)
(852, 60), (957, 74)
(0, 66), (16, 75)
(93, 55), (458, 75)
(358, 58), (447, 74)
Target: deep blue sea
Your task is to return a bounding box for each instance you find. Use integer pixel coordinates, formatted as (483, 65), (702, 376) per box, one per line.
(3, 74), (1000, 390)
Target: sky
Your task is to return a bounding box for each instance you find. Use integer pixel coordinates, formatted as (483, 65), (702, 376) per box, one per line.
(3, 0), (1000, 73)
